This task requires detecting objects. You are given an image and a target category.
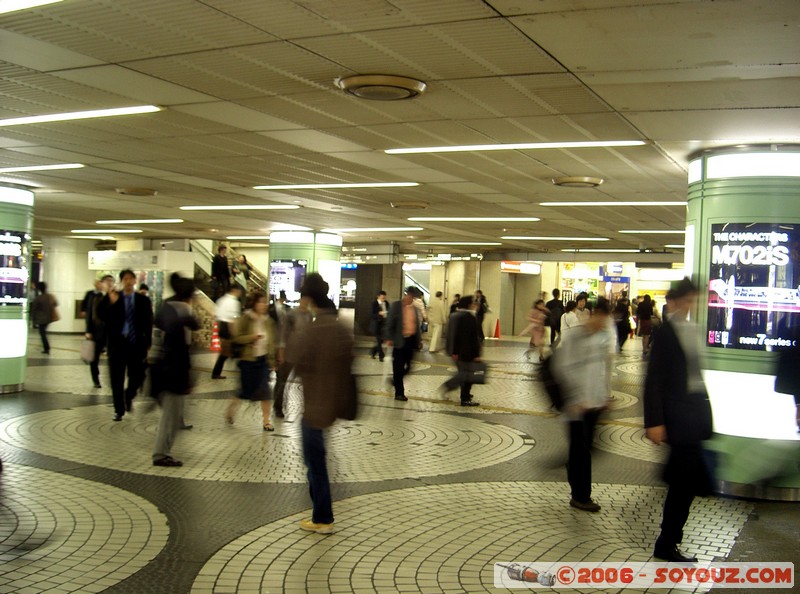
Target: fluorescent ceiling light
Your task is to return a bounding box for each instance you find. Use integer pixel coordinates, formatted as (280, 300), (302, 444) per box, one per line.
(321, 227), (424, 233)
(226, 236), (270, 240)
(0, 163), (84, 173)
(0, 186), (34, 207)
(540, 201), (686, 207)
(408, 217), (540, 222)
(664, 244), (686, 249)
(415, 241), (502, 246)
(71, 229), (142, 234)
(619, 229), (685, 234)
(95, 218), (183, 224)
(0, 105), (161, 127)
(179, 204), (300, 211)
(71, 235), (117, 240)
(501, 236), (609, 241)
(254, 182), (418, 190)
(562, 248), (640, 253)
(0, 0), (63, 16)
(385, 140), (646, 155)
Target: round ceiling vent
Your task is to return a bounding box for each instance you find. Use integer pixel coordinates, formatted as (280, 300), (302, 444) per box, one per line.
(390, 201), (429, 210)
(335, 75), (427, 101)
(552, 176), (604, 188)
(115, 187), (158, 196)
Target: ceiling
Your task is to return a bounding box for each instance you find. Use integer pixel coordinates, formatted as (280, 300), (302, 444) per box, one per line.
(1, 0), (799, 256)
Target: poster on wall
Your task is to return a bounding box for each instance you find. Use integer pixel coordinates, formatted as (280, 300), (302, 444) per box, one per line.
(0, 231), (29, 305)
(707, 223), (800, 350)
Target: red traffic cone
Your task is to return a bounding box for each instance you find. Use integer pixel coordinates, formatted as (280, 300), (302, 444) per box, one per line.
(493, 319), (501, 339)
(210, 321), (221, 352)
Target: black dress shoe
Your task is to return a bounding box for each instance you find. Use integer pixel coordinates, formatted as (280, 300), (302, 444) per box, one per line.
(211, 375), (226, 380)
(461, 401), (480, 407)
(653, 546), (698, 563)
(112, 414), (123, 422)
(93, 382), (102, 389)
(274, 409), (284, 419)
(153, 456), (183, 467)
(394, 395), (408, 401)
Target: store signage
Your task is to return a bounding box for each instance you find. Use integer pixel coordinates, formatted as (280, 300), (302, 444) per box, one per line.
(602, 275), (630, 283)
(501, 261), (541, 275)
(707, 223), (800, 350)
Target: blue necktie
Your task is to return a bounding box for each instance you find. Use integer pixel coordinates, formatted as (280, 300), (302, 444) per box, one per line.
(123, 294), (135, 342)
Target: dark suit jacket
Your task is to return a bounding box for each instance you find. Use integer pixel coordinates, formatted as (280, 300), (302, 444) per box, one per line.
(643, 318), (712, 446)
(385, 299), (420, 348)
(98, 292), (154, 356)
(212, 254), (230, 282)
(151, 299), (198, 395)
(446, 310), (481, 361)
(369, 299), (388, 335)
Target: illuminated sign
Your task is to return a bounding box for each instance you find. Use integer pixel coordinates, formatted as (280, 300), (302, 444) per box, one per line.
(501, 261), (542, 275)
(0, 230), (29, 305)
(707, 223), (800, 350)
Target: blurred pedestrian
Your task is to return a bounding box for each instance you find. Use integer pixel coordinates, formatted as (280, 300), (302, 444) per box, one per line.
(294, 273), (355, 534)
(553, 298), (615, 513)
(211, 244), (230, 299)
(386, 287), (422, 401)
(151, 274), (199, 467)
(427, 291), (447, 353)
(546, 289), (566, 346)
(369, 290), (389, 361)
(274, 294), (313, 418)
(83, 275), (113, 387)
(473, 289), (489, 341)
(31, 281), (58, 354)
(442, 295), (482, 406)
(211, 284), (242, 379)
(449, 293), (461, 315)
(226, 292), (277, 431)
(644, 278), (713, 562)
(523, 298), (549, 361)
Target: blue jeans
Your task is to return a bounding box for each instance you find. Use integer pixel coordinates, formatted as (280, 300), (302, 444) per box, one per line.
(301, 421), (333, 524)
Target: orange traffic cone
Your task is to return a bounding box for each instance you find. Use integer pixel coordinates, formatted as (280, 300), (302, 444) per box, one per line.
(210, 321), (221, 352)
(493, 319), (501, 340)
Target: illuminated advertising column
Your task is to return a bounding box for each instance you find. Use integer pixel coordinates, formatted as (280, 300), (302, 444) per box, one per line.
(268, 232), (342, 306)
(0, 186), (33, 393)
(688, 145), (800, 499)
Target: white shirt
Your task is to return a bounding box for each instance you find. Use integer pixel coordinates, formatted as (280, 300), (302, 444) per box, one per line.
(215, 292), (241, 323)
(560, 311), (581, 343)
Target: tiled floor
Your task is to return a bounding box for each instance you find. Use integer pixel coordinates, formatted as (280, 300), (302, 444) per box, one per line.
(1, 333), (797, 593)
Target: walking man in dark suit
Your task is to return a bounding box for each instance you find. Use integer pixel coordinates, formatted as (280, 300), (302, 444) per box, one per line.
(98, 269), (154, 421)
(385, 287), (421, 401)
(644, 278), (713, 562)
(369, 290), (389, 361)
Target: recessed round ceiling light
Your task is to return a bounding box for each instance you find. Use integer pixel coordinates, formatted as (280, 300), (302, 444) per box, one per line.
(335, 75), (427, 101)
(552, 176), (604, 188)
(391, 201), (429, 210)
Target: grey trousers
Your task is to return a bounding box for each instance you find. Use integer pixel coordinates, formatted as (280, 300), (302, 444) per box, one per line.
(153, 393), (184, 461)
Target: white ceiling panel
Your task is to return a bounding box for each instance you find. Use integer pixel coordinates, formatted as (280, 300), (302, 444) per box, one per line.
(0, 0), (789, 253)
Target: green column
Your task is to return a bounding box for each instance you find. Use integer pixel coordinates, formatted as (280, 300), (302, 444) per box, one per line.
(268, 232), (342, 304)
(687, 145), (800, 499)
(0, 185), (34, 393)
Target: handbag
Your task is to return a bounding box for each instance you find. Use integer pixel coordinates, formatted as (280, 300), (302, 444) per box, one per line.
(421, 321), (429, 333)
(80, 339), (95, 364)
(461, 360), (488, 384)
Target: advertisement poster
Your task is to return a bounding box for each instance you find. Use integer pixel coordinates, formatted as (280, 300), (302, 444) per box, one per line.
(707, 223), (800, 350)
(0, 230), (29, 305)
(269, 259), (307, 304)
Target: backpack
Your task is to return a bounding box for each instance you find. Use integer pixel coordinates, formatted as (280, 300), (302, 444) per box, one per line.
(538, 353), (565, 411)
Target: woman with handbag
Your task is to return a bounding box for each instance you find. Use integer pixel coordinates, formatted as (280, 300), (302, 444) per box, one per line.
(226, 292), (278, 431)
(31, 281), (58, 354)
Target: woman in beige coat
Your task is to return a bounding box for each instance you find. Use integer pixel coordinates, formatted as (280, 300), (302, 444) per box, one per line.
(225, 292), (277, 431)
